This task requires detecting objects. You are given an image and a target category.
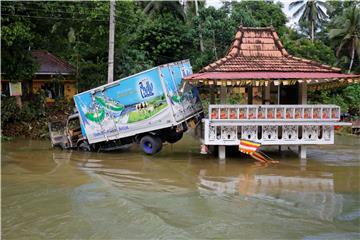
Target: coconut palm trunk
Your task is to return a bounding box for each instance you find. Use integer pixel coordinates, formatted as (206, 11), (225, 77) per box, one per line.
(311, 21), (314, 42)
(348, 38), (355, 73)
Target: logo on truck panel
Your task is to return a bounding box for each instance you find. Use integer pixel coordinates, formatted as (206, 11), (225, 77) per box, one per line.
(138, 78), (154, 99)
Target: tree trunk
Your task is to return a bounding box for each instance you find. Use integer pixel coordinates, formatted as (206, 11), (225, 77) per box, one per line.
(213, 31), (218, 59)
(311, 21), (314, 42)
(348, 39), (355, 73)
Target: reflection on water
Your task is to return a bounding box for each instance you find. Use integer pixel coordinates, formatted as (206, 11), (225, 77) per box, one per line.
(199, 167), (342, 221)
(2, 135), (360, 239)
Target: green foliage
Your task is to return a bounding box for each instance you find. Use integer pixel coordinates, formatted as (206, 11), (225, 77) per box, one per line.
(1, 97), (22, 125)
(1, 92), (46, 126)
(1, 2), (39, 82)
(309, 83), (360, 116)
(343, 84), (360, 115)
(329, 6), (360, 73)
(136, 13), (193, 65)
(282, 35), (336, 65)
(231, 1), (287, 29)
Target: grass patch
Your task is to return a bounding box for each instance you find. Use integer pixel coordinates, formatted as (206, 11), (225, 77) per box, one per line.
(127, 103), (168, 123)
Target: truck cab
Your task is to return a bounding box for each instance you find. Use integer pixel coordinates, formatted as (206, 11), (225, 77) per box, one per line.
(48, 113), (87, 150)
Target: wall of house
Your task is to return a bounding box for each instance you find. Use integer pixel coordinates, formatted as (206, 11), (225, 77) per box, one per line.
(64, 82), (77, 100)
(32, 76), (77, 101)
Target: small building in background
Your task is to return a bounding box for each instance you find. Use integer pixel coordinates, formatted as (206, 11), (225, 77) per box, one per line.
(1, 50), (77, 102)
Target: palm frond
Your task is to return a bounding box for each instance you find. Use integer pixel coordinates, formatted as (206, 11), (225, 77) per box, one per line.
(293, 4), (306, 19)
(329, 28), (347, 39)
(316, 1), (330, 11)
(316, 6), (327, 20)
(289, 0), (304, 10)
(336, 39), (348, 57)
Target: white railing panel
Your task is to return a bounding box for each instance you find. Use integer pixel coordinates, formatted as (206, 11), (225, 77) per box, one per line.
(202, 104), (347, 146)
(209, 104), (341, 121)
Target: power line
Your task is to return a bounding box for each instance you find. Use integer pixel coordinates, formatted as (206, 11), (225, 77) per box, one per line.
(1, 5), (111, 17)
(1, 13), (108, 22)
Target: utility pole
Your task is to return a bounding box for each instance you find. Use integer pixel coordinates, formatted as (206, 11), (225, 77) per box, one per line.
(195, 0), (204, 52)
(107, 0), (115, 83)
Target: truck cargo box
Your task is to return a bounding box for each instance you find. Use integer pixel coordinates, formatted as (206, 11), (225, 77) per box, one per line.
(73, 60), (203, 145)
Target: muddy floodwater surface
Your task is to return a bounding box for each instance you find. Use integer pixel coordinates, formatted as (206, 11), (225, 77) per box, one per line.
(2, 135), (360, 239)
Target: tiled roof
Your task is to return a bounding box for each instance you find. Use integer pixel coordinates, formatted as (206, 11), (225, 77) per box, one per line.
(31, 50), (75, 75)
(187, 72), (360, 80)
(199, 26), (341, 74)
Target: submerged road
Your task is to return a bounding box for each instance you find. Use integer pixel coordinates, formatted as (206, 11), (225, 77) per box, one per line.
(2, 135), (360, 239)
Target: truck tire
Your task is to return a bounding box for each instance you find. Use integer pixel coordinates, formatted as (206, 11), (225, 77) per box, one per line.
(165, 131), (183, 144)
(140, 135), (162, 155)
(78, 142), (91, 152)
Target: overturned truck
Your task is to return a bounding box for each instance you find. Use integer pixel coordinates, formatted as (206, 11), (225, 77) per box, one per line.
(49, 60), (203, 154)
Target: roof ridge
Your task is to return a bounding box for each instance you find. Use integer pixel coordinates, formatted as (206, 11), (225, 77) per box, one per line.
(287, 55), (341, 72)
(43, 50), (75, 71)
(269, 28), (288, 57)
(32, 50), (75, 71)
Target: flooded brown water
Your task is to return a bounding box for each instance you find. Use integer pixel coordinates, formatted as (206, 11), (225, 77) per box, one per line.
(2, 135), (360, 239)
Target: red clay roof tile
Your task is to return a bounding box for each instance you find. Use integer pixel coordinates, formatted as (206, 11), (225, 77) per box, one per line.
(199, 27), (344, 76)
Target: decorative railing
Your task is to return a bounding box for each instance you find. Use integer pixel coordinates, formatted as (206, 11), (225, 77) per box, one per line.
(209, 105), (340, 121)
(202, 105), (349, 146)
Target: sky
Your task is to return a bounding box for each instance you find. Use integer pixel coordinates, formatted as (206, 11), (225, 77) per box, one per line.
(205, 0), (298, 27)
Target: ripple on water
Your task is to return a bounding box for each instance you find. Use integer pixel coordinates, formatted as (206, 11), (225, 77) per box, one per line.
(2, 136), (360, 239)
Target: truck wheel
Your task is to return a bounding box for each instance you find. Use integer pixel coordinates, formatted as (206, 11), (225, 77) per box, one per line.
(165, 131), (183, 144)
(140, 135), (162, 155)
(78, 142), (91, 152)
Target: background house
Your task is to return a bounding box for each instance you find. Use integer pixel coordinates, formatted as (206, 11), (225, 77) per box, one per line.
(1, 50), (77, 102)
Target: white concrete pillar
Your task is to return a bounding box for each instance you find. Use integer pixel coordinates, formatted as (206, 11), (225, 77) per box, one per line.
(218, 145), (226, 161)
(264, 85), (271, 104)
(299, 145), (307, 159)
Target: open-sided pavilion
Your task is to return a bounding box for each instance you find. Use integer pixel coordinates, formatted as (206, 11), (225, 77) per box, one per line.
(185, 26), (359, 160)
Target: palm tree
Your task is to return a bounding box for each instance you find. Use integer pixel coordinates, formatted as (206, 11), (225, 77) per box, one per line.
(142, 0), (185, 20)
(329, 7), (360, 73)
(289, 0), (329, 42)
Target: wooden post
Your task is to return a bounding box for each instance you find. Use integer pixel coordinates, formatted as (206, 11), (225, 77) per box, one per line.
(210, 87), (215, 104)
(298, 82), (307, 104)
(247, 86), (253, 104)
(220, 85), (226, 104)
(264, 85), (271, 104)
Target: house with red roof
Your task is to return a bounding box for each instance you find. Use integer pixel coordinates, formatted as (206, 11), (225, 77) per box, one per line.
(1, 50), (77, 102)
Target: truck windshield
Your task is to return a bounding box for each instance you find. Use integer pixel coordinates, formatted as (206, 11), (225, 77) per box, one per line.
(68, 117), (80, 130)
